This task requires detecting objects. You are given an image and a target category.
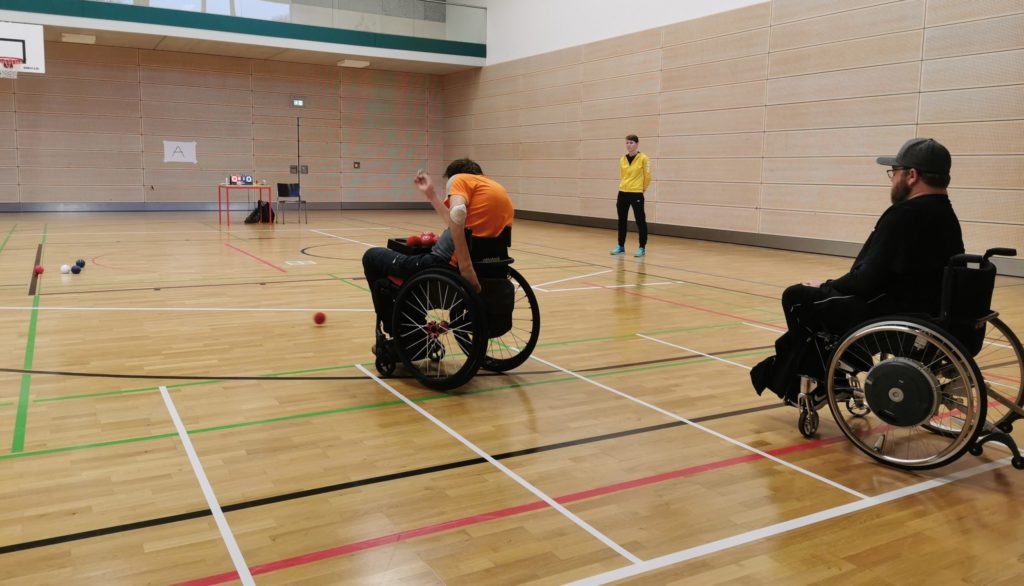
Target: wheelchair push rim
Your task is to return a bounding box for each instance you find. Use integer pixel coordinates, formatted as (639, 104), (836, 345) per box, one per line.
(826, 318), (987, 470)
(392, 271), (487, 391)
(974, 317), (1024, 433)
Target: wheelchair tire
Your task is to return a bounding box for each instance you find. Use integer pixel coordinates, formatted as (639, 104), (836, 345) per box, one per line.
(392, 270), (487, 392)
(480, 267), (540, 373)
(975, 317), (1024, 433)
(798, 408), (818, 439)
(825, 317), (987, 471)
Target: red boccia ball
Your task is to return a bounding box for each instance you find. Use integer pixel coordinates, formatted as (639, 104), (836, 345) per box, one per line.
(406, 234), (422, 247)
(313, 311), (326, 325)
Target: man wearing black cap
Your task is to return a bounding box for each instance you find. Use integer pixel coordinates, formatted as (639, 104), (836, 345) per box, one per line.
(751, 138), (965, 403)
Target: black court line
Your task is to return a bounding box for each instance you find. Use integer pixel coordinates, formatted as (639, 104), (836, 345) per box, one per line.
(27, 244), (42, 296)
(40, 277), (335, 296)
(0, 344), (773, 383)
(0, 402), (782, 555)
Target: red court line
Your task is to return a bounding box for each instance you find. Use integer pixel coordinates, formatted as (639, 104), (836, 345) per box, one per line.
(223, 243), (286, 273)
(174, 434), (843, 585)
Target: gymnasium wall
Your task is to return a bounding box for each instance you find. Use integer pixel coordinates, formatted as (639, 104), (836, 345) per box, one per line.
(442, 0), (1024, 257)
(0, 42), (444, 208)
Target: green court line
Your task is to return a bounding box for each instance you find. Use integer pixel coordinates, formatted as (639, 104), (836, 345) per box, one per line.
(12, 226), (46, 452)
(34, 364), (358, 403)
(329, 273), (369, 293)
(0, 347), (772, 461)
(0, 402), (14, 407)
(0, 224), (15, 255)
(34, 324), (742, 404)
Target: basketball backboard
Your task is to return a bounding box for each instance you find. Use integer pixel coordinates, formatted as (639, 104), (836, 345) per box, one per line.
(0, 21), (45, 75)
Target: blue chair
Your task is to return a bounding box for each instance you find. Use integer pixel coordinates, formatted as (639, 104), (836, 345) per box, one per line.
(276, 183), (308, 224)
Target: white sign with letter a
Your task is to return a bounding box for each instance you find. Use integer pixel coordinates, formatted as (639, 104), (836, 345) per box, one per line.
(163, 140), (198, 164)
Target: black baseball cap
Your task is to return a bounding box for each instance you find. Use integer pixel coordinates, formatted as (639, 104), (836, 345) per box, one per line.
(877, 138), (951, 175)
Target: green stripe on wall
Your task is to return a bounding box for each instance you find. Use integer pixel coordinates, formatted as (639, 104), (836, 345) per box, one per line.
(0, 0), (485, 58)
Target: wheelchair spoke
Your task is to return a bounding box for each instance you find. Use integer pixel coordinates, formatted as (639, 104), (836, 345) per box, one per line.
(827, 319), (986, 470)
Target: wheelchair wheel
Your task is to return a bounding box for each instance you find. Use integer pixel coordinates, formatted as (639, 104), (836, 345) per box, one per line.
(392, 270), (487, 392)
(973, 317), (1024, 433)
(825, 317), (986, 470)
(480, 267), (540, 372)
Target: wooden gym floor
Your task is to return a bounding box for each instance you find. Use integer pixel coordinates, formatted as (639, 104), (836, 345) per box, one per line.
(0, 210), (1021, 585)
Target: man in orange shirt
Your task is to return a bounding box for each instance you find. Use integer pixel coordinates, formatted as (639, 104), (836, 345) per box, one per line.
(362, 158), (514, 329)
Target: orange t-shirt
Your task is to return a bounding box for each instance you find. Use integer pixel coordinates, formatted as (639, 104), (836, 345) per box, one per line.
(446, 174), (514, 237)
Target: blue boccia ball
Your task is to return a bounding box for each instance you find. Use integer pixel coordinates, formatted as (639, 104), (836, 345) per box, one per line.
(75, 259), (86, 268)
(71, 265), (82, 274)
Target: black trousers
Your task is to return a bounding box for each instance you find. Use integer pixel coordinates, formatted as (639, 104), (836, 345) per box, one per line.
(751, 284), (887, 401)
(362, 247), (450, 332)
(616, 191), (647, 248)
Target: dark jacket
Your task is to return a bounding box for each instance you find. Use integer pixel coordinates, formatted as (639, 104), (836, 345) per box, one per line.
(828, 194), (964, 316)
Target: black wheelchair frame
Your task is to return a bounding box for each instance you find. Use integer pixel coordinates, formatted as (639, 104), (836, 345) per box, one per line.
(792, 248), (1024, 471)
(372, 227), (541, 392)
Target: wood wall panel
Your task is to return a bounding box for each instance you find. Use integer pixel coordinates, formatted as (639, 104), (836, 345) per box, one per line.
(661, 29), (770, 69)
(6, 47), (441, 205)
(921, 49), (1024, 91)
(660, 81), (766, 114)
(768, 30), (923, 78)
(662, 3), (771, 45)
(923, 13), (1024, 59)
(925, 0), (1023, 26)
(766, 62), (921, 104)
(582, 94), (659, 120)
(918, 86), (1024, 123)
(440, 0), (1021, 254)
(770, 0), (925, 52)
(765, 94), (919, 130)
(763, 126), (917, 157)
(771, 0), (893, 24)
(17, 113), (142, 134)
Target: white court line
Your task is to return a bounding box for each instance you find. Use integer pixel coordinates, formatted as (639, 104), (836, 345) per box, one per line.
(542, 280), (685, 293)
(533, 269), (611, 289)
(535, 285), (600, 293)
(528, 353), (867, 499)
(159, 386), (255, 586)
(566, 457), (1009, 585)
(638, 334), (752, 371)
(354, 364), (642, 564)
(983, 339), (1013, 350)
(310, 229), (375, 247)
(296, 227), (387, 232)
(0, 306), (373, 313)
(742, 321), (786, 334)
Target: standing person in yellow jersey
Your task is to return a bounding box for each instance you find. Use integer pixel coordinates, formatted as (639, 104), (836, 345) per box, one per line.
(611, 134), (652, 257)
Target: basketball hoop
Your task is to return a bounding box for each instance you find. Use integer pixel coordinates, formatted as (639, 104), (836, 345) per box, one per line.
(0, 57), (22, 79)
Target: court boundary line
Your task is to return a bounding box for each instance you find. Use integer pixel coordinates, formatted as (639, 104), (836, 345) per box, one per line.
(638, 334), (752, 371)
(532, 269), (611, 290)
(527, 352), (868, 499)
(566, 457), (1010, 585)
(355, 364), (643, 564)
(223, 243), (286, 273)
(310, 229), (375, 247)
(159, 386), (255, 586)
(0, 405), (788, 556)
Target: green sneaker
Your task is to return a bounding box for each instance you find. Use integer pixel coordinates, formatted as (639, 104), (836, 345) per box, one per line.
(634, 247), (646, 257)
(610, 245), (625, 255)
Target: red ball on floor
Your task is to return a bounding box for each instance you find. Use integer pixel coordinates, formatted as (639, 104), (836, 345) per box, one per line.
(313, 311), (326, 325)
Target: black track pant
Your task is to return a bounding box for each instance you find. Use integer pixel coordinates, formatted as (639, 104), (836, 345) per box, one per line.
(616, 191), (647, 248)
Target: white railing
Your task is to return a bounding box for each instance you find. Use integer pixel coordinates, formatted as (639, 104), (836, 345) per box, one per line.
(87, 0), (486, 44)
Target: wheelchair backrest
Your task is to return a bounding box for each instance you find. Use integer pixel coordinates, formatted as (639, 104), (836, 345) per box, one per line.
(467, 226), (513, 279)
(940, 253), (996, 355)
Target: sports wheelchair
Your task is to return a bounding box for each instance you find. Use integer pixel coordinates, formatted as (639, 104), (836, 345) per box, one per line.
(792, 248), (1024, 471)
(371, 227), (540, 391)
